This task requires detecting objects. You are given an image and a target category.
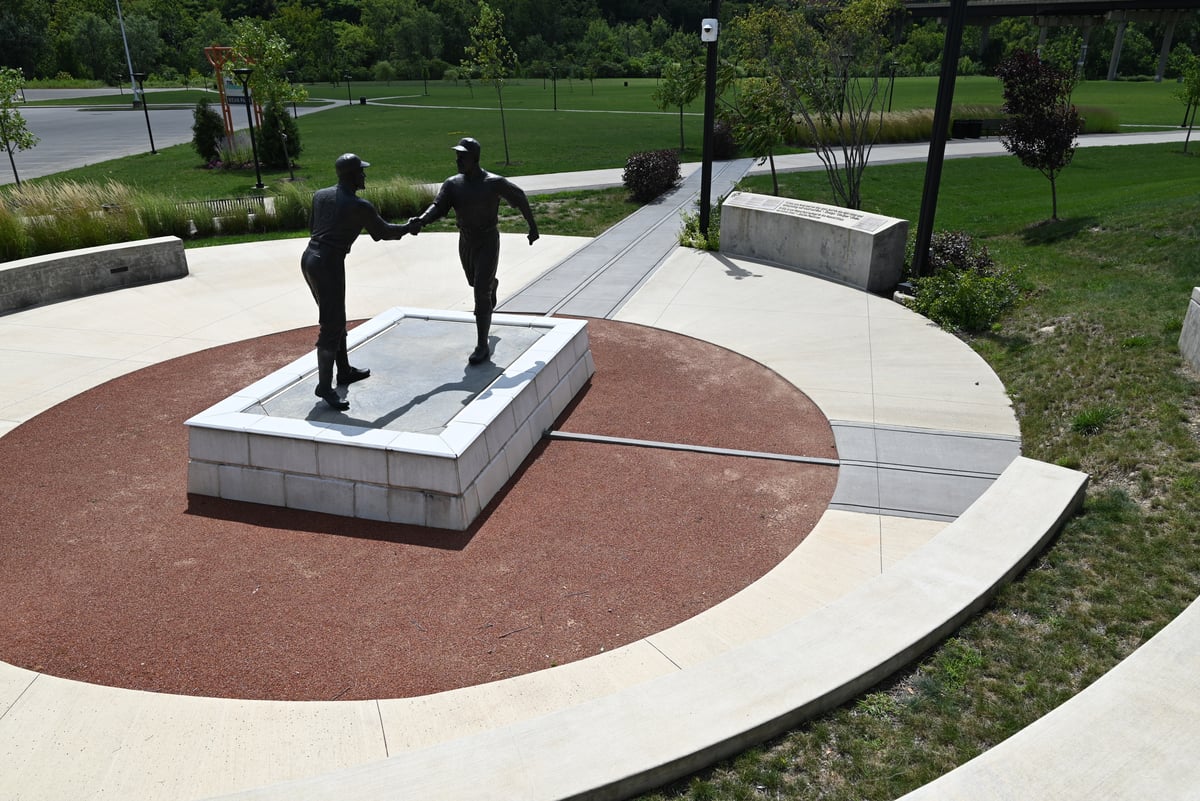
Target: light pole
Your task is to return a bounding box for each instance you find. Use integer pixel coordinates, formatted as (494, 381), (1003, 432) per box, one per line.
(114, 0), (137, 101)
(698, 3), (720, 239)
(232, 67), (264, 190)
(343, 72), (353, 106)
(131, 72), (157, 154)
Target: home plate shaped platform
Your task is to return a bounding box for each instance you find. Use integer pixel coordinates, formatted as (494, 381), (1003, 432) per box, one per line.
(186, 308), (593, 530)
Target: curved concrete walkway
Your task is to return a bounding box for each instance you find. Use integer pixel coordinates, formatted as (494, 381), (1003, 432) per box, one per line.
(0, 222), (1089, 799)
(3, 129), (1194, 800)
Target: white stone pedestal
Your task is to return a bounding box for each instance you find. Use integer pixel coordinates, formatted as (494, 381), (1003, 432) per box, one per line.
(186, 308), (593, 531)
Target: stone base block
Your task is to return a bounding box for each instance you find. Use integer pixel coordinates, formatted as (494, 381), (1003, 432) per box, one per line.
(186, 307), (593, 531)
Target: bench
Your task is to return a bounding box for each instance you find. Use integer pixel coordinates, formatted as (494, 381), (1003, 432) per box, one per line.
(0, 236), (188, 314)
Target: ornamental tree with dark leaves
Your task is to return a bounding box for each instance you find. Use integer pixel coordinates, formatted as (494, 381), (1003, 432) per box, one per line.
(994, 50), (1082, 221)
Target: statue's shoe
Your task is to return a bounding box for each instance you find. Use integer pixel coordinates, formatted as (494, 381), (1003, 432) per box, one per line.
(336, 366), (371, 385)
(315, 387), (350, 411)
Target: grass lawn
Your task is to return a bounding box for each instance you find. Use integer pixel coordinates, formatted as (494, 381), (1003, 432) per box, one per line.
(19, 74), (1190, 205)
(30, 96), (707, 199)
(638, 145), (1200, 800)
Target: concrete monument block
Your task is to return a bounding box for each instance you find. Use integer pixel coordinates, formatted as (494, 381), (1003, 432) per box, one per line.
(719, 192), (908, 293)
(0, 237), (188, 312)
(1180, 287), (1200, 373)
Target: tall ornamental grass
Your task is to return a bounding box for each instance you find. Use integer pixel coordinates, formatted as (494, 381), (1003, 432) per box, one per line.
(0, 177), (433, 262)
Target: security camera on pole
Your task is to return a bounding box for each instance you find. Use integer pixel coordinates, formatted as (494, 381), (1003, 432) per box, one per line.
(698, 4), (720, 239)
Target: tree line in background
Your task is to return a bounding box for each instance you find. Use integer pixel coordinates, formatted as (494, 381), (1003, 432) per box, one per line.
(1, 0), (1197, 88)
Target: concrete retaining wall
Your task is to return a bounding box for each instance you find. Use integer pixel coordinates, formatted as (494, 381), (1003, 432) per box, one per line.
(719, 191), (908, 293)
(1180, 288), (1200, 373)
(0, 237), (188, 313)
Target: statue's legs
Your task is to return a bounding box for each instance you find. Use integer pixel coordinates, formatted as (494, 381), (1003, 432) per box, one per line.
(462, 232), (500, 365)
(302, 247), (352, 410)
(314, 348), (349, 411)
(335, 333), (370, 385)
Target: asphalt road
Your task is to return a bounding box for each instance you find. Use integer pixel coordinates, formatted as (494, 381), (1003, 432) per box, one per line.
(3, 89), (329, 186)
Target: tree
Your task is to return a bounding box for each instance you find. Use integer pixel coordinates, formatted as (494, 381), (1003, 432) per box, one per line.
(651, 59), (703, 152)
(995, 49), (1083, 221)
(462, 1), (518, 165)
(373, 60), (398, 84)
(0, 0), (52, 78)
(729, 76), (793, 195)
(69, 12), (121, 82)
(229, 18), (307, 113)
(191, 97), (225, 163)
(0, 68), (39, 187)
(731, 0), (904, 210)
(257, 100), (301, 168)
(1175, 52), (1200, 154)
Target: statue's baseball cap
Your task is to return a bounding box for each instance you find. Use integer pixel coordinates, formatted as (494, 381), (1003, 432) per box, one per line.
(334, 153), (370, 174)
(452, 137), (481, 158)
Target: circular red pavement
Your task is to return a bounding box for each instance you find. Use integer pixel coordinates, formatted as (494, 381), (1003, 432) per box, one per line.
(0, 319), (837, 701)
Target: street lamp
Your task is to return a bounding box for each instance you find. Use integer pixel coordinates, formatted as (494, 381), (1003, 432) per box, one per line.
(343, 72), (353, 106)
(232, 67), (264, 190)
(131, 72), (157, 154)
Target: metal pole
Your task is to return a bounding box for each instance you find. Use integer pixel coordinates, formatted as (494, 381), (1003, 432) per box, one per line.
(344, 73), (352, 106)
(132, 72), (156, 154)
(912, 0), (968, 278)
(698, 0), (720, 239)
(888, 61), (898, 112)
(114, 0), (137, 100)
(234, 68), (264, 190)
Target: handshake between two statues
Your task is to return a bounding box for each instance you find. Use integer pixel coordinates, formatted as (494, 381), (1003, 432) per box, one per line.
(299, 138), (539, 411)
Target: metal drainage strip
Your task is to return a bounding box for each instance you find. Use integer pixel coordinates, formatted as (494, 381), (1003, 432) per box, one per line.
(545, 430), (839, 467)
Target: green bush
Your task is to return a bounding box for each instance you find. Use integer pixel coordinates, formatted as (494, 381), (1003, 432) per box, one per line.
(679, 197), (722, 251)
(622, 149), (680, 202)
(912, 230), (1022, 333)
(257, 100), (301, 170)
(192, 99), (225, 164)
(712, 116), (738, 160)
(913, 268), (1022, 333)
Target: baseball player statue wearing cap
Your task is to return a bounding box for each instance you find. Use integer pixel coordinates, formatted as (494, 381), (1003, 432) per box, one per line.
(301, 153), (412, 410)
(406, 137), (539, 365)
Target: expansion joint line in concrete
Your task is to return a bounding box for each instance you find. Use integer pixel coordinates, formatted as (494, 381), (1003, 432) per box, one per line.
(536, 158), (756, 320)
(539, 191), (705, 319)
(545, 429), (839, 467)
(0, 673), (38, 725)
